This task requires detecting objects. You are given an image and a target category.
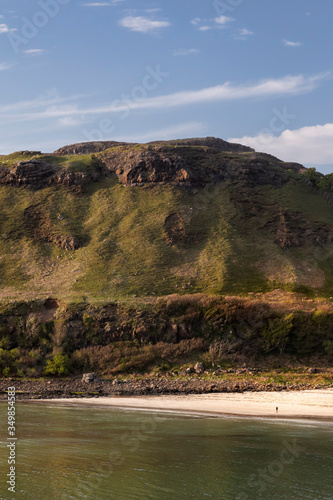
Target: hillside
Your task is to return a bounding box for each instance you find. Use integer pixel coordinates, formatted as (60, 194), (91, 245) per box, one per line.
(1, 137), (333, 378)
(0, 136), (332, 303)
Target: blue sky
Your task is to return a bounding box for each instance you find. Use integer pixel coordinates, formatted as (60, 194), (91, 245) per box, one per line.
(0, 0), (332, 172)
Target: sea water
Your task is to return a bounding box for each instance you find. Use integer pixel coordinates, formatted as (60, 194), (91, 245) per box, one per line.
(0, 402), (332, 499)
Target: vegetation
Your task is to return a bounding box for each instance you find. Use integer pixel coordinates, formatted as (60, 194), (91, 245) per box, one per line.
(0, 141), (333, 378)
(0, 294), (331, 377)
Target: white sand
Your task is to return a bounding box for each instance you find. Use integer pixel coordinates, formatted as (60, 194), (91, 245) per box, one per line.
(41, 389), (333, 421)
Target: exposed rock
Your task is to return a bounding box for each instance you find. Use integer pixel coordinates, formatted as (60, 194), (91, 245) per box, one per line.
(18, 150), (42, 156)
(24, 204), (83, 251)
(54, 141), (131, 156)
(82, 373), (96, 383)
(194, 362), (205, 374)
(0, 157), (107, 190)
(185, 367), (195, 374)
(273, 210), (333, 250)
(148, 137), (254, 153)
(99, 143), (302, 187)
(0, 138), (306, 191)
(53, 137), (253, 157)
(44, 298), (60, 310)
(0, 159), (55, 188)
(164, 213), (186, 245)
(49, 165), (105, 187)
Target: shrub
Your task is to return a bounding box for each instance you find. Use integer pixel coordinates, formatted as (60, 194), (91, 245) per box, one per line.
(323, 340), (333, 357)
(261, 313), (294, 354)
(44, 353), (72, 376)
(303, 167), (321, 187)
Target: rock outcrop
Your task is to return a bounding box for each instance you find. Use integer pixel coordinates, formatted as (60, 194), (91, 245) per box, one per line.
(54, 141), (131, 156)
(99, 145), (302, 187)
(0, 157), (107, 190)
(24, 204), (83, 251)
(0, 159), (55, 188)
(149, 136), (254, 152)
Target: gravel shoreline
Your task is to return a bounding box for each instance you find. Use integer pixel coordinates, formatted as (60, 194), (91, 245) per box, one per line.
(1, 377), (332, 400)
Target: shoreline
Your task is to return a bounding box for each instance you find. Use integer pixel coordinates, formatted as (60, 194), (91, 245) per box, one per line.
(1, 376), (332, 401)
(25, 389), (333, 422)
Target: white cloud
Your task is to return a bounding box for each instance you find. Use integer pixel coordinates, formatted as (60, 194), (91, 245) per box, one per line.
(0, 73), (328, 124)
(24, 49), (46, 55)
(229, 123), (333, 165)
(191, 18), (201, 26)
(233, 28), (254, 40)
(0, 62), (13, 71)
(239, 28), (254, 36)
(173, 48), (200, 56)
(0, 23), (9, 33)
(283, 39), (302, 47)
(192, 15), (233, 31)
(215, 16), (233, 25)
(119, 16), (170, 34)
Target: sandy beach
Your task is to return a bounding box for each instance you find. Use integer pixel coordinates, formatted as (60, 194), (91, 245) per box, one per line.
(39, 389), (333, 421)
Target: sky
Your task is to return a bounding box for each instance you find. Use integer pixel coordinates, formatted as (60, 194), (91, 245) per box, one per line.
(0, 0), (332, 172)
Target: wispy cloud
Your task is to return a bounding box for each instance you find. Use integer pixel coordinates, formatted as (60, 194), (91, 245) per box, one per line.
(283, 39), (302, 47)
(58, 116), (87, 127)
(229, 123), (333, 165)
(0, 62), (14, 71)
(0, 89), (88, 115)
(215, 16), (233, 25)
(192, 16), (233, 31)
(233, 28), (254, 40)
(83, 2), (111, 5)
(0, 23), (10, 34)
(0, 73), (327, 125)
(191, 18), (201, 26)
(82, 0), (125, 5)
(119, 16), (170, 34)
(173, 48), (200, 56)
(23, 49), (46, 55)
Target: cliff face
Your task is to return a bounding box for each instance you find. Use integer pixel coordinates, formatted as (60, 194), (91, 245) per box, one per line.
(0, 137), (332, 302)
(0, 156), (107, 189)
(53, 141), (131, 156)
(53, 137), (254, 156)
(99, 146), (302, 187)
(0, 138), (302, 190)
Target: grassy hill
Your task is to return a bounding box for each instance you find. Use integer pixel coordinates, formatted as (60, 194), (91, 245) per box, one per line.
(1, 137), (333, 377)
(0, 138), (332, 303)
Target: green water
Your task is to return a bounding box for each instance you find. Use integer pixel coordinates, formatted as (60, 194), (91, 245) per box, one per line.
(0, 402), (332, 500)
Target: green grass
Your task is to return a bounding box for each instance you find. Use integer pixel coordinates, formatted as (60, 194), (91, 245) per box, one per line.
(0, 152), (39, 167)
(42, 154), (95, 172)
(0, 146), (333, 301)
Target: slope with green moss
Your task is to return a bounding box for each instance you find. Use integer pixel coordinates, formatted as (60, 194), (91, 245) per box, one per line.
(0, 137), (332, 304)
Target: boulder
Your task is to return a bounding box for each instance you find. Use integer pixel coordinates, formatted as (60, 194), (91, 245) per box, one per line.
(185, 367), (195, 374)
(82, 372), (96, 383)
(194, 362), (204, 374)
